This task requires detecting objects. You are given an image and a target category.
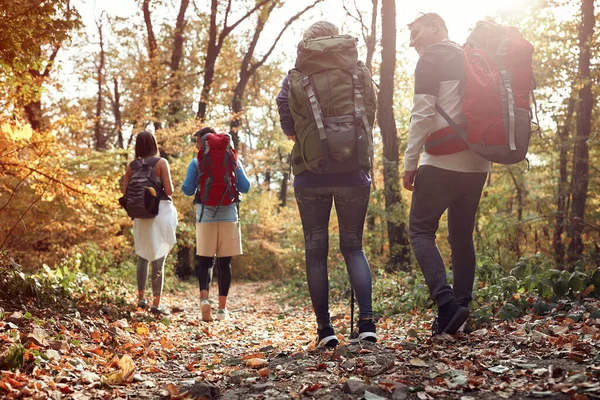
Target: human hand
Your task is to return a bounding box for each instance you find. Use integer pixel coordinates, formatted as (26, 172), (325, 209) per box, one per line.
(402, 170), (417, 191)
(289, 135), (297, 142)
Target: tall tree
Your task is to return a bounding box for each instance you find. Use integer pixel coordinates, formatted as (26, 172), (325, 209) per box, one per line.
(553, 84), (576, 266)
(567, 0), (595, 263)
(142, 0), (161, 131)
(94, 12), (108, 150)
(0, 0), (80, 130)
(378, 0), (410, 270)
(168, 0), (190, 125)
(196, 0), (272, 122)
(343, 0), (378, 71)
(228, 1), (321, 147)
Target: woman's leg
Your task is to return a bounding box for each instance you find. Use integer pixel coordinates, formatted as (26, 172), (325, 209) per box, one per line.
(137, 256), (149, 301)
(196, 255), (214, 321)
(295, 187), (333, 329)
(216, 257), (232, 310)
(334, 186), (372, 321)
(196, 256), (214, 299)
(150, 256), (166, 307)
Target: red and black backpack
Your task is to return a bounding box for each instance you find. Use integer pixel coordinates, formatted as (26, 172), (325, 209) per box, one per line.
(425, 20), (538, 164)
(195, 133), (239, 212)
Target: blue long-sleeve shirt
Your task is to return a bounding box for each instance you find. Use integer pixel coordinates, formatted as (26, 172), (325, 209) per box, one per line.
(181, 158), (250, 223)
(276, 74), (371, 189)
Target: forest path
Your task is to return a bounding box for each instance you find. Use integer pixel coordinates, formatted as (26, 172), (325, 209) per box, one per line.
(1, 281), (599, 399)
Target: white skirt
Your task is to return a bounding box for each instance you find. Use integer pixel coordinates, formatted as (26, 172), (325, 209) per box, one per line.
(133, 200), (178, 262)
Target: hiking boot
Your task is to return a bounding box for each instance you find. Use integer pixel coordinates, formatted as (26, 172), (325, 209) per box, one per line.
(349, 319), (377, 343)
(432, 301), (470, 336)
(150, 305), (170, 316)
(201, 299), (213, 322)
(216, 309), (229, 320)
(137, 298), (149, 310)
(316, 325), (339, 348)
(458, 300), (473, 334)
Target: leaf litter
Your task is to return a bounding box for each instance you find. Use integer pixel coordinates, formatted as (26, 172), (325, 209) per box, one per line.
(0, 282), (600, 399)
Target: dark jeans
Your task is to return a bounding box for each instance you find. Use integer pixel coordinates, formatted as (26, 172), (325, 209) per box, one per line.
(295, 185), (372, 328)
(408, 165), (487, 308)
(196, 256), (232, 296)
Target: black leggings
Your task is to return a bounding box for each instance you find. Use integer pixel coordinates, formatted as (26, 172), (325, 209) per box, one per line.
(196, 256), (232, 296)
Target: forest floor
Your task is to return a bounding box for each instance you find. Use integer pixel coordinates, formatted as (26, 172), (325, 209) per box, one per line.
(1, 281), (600, 399)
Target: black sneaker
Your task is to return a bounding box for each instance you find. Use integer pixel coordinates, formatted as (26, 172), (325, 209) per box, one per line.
(458, 300), (473, 334)
(349, 319), (377, 343)
(432, 301), (469, 336)
(316, 325), (339, 348)
(150, 305), (171, 316)
(137, 298), (149, 310)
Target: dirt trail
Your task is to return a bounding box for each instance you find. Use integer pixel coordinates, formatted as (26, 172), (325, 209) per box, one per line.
(1, 282), (599, 399)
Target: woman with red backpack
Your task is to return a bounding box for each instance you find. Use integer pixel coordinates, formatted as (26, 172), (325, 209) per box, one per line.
(181, 127), (251, 322)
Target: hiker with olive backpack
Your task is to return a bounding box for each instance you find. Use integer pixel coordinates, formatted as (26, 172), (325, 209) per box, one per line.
(403, 14), (535, 336)
(181, 127), (251, 322)
(276, 21), (377, 347)
(121, 131), (178, 316)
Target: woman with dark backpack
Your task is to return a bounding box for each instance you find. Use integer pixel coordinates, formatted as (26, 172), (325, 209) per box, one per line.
(122, 131), (178, 316)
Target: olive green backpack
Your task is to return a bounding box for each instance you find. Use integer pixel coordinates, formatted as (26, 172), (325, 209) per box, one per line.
(288, 35), (376, 175)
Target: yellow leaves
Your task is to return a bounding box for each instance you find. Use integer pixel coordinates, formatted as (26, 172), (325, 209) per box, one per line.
(1, 120), (33, 142)
(136, 326), (150, 336)
(102, 355), (136, 385)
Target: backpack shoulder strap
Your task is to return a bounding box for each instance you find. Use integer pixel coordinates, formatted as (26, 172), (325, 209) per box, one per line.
(146, 157), (161, 167)
(301, 75), (330, 167)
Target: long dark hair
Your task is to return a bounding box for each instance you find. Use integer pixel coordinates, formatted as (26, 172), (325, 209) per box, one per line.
(134, 131), (159, 159)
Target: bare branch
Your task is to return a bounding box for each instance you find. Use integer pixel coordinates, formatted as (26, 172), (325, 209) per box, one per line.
(219, 0), (273, 46)
(252, 0), (323, 72)
(0, 170), (35, 214)
(0, 162), (89, 195)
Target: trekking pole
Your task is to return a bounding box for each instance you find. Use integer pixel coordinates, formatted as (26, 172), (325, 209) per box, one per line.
(350, 286), (358, 341)
(350, 287), (355, 331)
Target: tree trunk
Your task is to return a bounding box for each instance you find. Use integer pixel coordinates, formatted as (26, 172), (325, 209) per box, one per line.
(365, 0), (378, 231)
(113, 77), (123, 149)
(22, 45), (60, 131)
(366, 0), (378, 72)
(142, 0), (161, 131)
(279, 172), (289, 207)
(227, 1), (318, 146)
(24, 101), (43, 131)
(567, 0), (595, 263)
(196, 0), (274, 122)
(94, 15), (107, 150)
(196, 0), (218, 122)
(168, 0), (189, 124)
(378, 0), (410, 271)
(553, 87), (576, 267)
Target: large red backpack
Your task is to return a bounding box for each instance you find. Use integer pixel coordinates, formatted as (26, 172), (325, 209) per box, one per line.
(425, 21), (537, 164)
(196, 133), (239, 209)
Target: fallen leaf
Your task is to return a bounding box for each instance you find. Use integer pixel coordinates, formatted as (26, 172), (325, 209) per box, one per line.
(245, 358), (268, 368)
(410, 358), (428, 367)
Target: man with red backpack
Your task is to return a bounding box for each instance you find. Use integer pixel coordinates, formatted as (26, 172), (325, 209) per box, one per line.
(181, 127), (251, 321)
(403, 13), (490, 336)
(403, 13), (535, 336)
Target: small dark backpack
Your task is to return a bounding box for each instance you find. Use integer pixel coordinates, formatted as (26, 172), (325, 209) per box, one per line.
(123, 157), (163, 219)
